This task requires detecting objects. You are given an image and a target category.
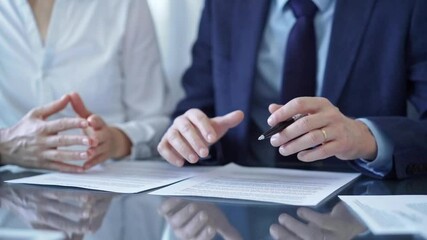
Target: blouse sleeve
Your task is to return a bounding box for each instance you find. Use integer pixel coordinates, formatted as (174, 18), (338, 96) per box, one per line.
(114, 0), (170, 159)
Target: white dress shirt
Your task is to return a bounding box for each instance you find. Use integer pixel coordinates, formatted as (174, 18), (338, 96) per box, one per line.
(0, 0), (169, 159)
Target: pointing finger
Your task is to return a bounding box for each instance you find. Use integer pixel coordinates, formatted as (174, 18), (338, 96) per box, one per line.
(210, 110), (244, 140)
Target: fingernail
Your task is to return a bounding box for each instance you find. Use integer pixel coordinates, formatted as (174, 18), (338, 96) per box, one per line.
(270, 225), (279, 238)
(279, 146), (287, 156)
(199, 148), (208, 158)
(199, 212), (207, 221)
(297, 208), (306, 218)
(88, 149), (96, 157)
(80, 152), (88, 159)
(279, 214), (288, 224)
(189, 154), (198, 163)
(188, 204), (195, 214)
(81, 121), (88, 128)
(207, 226), (215, 235)
(83, 138), (90, 145)
(88, 119), (96, 128)
(270, 135), (279, 145)
(267, 116), (274, 126)
(89, 138), (98, 146)
(207, 134), (215, 143)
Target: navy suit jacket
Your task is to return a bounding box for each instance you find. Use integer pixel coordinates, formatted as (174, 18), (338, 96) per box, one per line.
(174, 0), (427, 179)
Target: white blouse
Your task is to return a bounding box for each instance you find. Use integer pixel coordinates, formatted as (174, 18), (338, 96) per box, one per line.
(0, 0), (170, 159)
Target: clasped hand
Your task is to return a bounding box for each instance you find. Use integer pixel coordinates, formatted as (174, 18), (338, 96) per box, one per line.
(0, 92), (130, 172)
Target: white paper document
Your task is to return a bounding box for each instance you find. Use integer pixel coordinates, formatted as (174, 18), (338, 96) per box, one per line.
(339, 195), (427, 238)
(150, 163), (360, 206)
(6, 161), (213, 193)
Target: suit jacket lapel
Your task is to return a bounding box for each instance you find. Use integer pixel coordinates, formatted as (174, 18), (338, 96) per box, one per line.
(321, 0), (377, 104)
(230, 0), (271, 116)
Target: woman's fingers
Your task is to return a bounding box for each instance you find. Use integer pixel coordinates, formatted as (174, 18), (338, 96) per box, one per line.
(83, 151), (109, 170)
(32, 95), (70, 119)
(87, 115), (106, 131)
(41, 160), (85, 173)
(40, 149), (89, 162)
(43, 135), (92, 148)
(69, 92), (92, 118)
(44, 119), (89, 134)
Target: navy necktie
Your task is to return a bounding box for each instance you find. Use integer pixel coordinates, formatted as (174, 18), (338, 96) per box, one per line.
(276, 0), (318, 168)
(280, 0), (318, 104)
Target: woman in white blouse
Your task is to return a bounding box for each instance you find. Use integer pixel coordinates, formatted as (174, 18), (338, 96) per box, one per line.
(0, 0), (169, 172)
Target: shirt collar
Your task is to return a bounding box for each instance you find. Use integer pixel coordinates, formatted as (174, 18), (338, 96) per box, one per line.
(275, 0), (333, 12)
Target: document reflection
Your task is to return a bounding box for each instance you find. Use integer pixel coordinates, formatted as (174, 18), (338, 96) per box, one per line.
(158, 198), (243, 240)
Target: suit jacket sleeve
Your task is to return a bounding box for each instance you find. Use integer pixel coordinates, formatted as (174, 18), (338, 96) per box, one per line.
(173, 0), (215, 119)
(352, 0), (427, 179)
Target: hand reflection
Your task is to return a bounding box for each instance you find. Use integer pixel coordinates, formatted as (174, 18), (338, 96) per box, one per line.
(270, 202), (367, 240)
(1, 186), (113, 240)
(158, 198), (242, 240)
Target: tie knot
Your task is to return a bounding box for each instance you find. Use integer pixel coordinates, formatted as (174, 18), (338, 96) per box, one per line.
(289, 0), (318, 18)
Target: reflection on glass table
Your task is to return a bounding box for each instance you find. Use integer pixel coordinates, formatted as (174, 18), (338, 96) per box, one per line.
(158, 197), (243, 240)
(0, 185), (114, 240)
(270, 202), (367, 240)
(1, 171), (427, 240)
(0, 228), (65, 240)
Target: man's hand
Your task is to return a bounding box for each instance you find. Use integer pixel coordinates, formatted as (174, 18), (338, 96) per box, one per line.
(157, 109), (244, 167)
(0, 95), (94, 172)
(267, 97), (377, 162)
(69, 92), (132, 170)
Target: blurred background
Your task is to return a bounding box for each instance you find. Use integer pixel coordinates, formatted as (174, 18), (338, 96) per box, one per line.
(147, 0), (204, 108)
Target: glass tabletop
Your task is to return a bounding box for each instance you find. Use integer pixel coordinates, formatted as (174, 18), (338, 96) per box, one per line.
(0, 170), (426, 240)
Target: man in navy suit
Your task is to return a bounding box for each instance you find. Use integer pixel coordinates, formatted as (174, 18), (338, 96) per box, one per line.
(158, 0), (427, 179)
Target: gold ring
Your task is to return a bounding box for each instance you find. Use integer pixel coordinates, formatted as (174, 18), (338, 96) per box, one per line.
(321, 128), (328, 142)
